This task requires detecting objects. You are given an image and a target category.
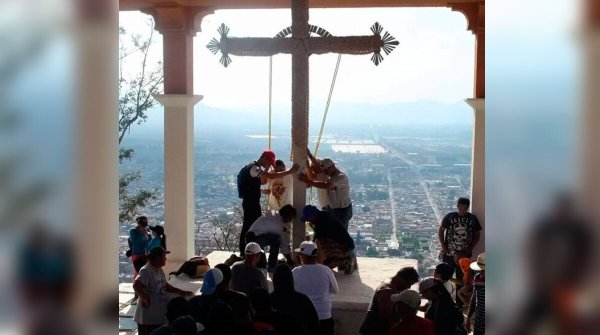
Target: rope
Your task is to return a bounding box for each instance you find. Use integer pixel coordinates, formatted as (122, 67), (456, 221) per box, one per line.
(314, 54), (342, 156)
(309, 54), (342, 204)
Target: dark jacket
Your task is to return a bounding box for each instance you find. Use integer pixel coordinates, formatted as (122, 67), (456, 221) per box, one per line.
(270, 264), (320, 335)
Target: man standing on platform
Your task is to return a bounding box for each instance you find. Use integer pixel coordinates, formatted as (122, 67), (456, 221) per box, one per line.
(237, 150), (299, 256)
(133, 247), (193, 335)
(292, 241), (339, 335)
(438, 197), (482, 283)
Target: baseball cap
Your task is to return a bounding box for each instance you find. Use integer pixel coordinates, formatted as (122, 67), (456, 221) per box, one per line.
(294, 241), (318, 257)
(200, 268), (224, 295)
(245, 242), (264, 255)
(301, 205), (319, 222)
(390, 290), (421, 309)
(418, 277), (438, 293)
(320, 158), (335, 170)
(261, 150), (276, 167)
(470, 253), (486, 271)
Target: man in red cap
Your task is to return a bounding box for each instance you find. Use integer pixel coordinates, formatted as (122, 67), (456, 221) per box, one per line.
(236, 150), (299, 256)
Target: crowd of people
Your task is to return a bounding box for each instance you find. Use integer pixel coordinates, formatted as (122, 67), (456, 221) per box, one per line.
(128, 149), (485, 334)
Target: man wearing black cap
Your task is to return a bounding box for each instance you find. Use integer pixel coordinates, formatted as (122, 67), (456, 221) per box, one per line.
(133, 247), (193, 335)
(237, 150), (300, 256)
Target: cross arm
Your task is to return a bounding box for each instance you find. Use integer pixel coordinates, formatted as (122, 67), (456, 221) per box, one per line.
(207, 22), (399, 67)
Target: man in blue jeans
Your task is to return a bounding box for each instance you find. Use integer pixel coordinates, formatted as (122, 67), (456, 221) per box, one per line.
(248, 204), (296, 272)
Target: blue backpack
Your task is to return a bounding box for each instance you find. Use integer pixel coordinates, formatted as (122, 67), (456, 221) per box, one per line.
(237, 162), (254, 198)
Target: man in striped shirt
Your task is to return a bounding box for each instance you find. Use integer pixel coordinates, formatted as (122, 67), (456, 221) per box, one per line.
(466, 253), (485, 335)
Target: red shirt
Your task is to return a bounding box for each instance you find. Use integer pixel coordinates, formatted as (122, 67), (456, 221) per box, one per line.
(388, 316), (435, 335)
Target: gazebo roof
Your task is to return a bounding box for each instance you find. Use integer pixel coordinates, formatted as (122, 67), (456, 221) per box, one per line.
(120, 0), (482, 11)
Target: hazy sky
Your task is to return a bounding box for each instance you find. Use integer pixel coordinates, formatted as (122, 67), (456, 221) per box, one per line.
(120, 7), (475, 110)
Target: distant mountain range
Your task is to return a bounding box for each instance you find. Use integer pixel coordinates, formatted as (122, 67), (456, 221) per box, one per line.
(131, 100), (473, 138)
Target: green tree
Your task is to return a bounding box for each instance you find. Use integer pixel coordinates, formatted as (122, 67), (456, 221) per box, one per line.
(118, 20), (163, 222)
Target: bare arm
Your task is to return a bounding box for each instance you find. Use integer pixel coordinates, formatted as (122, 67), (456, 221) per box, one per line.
(466, 288), (476, 318)
(438, 224), (448, 255)
(302, 178), (334, 190)
(262, 164), (300, 180)
(464, 287), (476, 331)
(306, 148), (322, 175)
(133, 279), (151, 307)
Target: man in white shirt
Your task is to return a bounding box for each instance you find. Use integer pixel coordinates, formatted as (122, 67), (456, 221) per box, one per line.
(248, 205), (296, 272)
(300, 157), (353, 230)
(230, 242), (269, 296)
(265, 160), (294, 210)
(133, 247), (193, 335)
(292, 241), (339, 335)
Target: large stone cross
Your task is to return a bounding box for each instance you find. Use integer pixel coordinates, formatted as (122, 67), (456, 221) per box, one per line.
(207, 0), (398, 249)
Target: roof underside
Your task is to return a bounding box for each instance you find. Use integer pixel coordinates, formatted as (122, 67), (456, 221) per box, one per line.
(120, 0), (481, 11)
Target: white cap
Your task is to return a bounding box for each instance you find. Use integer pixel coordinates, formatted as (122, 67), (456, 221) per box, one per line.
(245, 242), (264, 255)
(470, 253), (486, 271)
(294, 241), (318, 257)
(390, 290), (421, 309)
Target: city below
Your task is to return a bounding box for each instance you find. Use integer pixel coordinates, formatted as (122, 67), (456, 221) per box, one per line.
(118, 121), (473, 282)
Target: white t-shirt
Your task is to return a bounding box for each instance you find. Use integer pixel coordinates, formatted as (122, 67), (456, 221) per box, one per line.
(248, 211), (291, 254)
(326, 170), (351, 209)
(443, 280), (457, 302)
(292, 263), (339, 320)
(315, 172), (329, 209)
(267, 174), (293, 210)
(134, 263), (168, 325)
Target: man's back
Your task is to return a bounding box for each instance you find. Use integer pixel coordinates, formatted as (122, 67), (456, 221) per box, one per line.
(248, 212), (284, 236)
(270, 290), (320, 335)
(230, 261), (268, 295)
(326, 170), (351, 209)
(314, 212), (354, 249)
(292, 264), (338, 320)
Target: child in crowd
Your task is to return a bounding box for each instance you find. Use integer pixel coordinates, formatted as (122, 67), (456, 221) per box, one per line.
(457, 257), (474, 306)
(433, 262), (457, 303)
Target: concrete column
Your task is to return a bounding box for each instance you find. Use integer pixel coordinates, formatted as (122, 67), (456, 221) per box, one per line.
(466, 98), (485, 255)
(143, 3), (212, 263)
(73, 0), (118, 319)
(154, 94), (203, 263)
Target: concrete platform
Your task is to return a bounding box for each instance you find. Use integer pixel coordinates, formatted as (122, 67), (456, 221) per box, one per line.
(120, 251), (418, 334)
(197, 251), (418, 334)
